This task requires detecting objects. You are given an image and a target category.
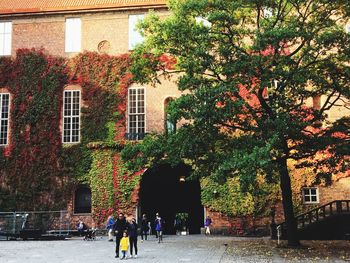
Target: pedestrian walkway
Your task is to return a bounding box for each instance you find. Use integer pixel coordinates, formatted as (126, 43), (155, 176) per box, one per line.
(0, 235), (349, 262)
(0, 235), (231, 263)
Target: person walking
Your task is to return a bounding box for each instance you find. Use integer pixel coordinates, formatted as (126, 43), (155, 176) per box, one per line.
(106, 215), (115, 241)
(127, 217), (138, 258)
(120, 231), (129, 260)
(205, 216), (212, 235)
(155, 213), (164, 243)
(113, 212), (127, 258)
(141, 214), (149, 241)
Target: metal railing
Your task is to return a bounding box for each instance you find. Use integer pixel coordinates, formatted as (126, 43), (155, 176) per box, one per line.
(0, 210), (70, 238)
(276, 200), (350, 238)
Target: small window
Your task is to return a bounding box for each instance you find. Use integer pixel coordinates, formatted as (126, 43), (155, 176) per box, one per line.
(65, 18), (81, 52)
(129, 14), (144, 50)
(313, 96), (321, 110)
(164, 98), (176, 135)
(74, 186), (91, 214)
(195, 17), (212, 28)
(127, 87), (145, 140)
(302, 188), (319, 204)
(63, 90), (81, 143)
(263, 7), (273, 18)
(0, 22), (12, 56)
(264, 80), (278, 99)
(346, 24), (350, 34)
(0, 93), (10, 145)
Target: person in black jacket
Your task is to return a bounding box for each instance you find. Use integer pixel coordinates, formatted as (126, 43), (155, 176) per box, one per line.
(140, 214), (149, 241)
(113, 212), (127, 258)
(127, 217), (138, 258)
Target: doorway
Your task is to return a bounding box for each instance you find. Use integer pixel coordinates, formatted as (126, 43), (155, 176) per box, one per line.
(139, 163), (203, 234)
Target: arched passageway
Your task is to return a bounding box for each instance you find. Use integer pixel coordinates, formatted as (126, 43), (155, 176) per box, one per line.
(139, 163), (204, 234)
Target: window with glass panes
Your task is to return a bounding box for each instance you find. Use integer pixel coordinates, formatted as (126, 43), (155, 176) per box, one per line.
(164, 97), (176, 134)
(128, 14), (144, 50)
(65, 18), (81, 52)
(63, 90), (80, 143)
(0, 22), (12, 56)
(128, 88), (145, 140)
(0, 93), (10, 145)
(302, 188), (319, 204)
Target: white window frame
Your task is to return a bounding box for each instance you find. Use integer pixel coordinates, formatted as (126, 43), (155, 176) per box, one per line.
(0, 93), (10, 146)
(263, 7), (273, 18)
(302, 187), (319, 204)
(128, 14), (145, 50)
(346, 24), (350, 34)
(195, 17), (212, 28)
(164, 97), (176, 134)
(62, 90), (81, 143)
(127, 87), (146, 140)
(0, 22), (12, 56)
(65, 18), (81, 53)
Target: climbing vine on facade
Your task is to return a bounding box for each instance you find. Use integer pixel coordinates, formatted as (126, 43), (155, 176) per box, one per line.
(0, 49), (68, 210)
(0, 49), (140, 223)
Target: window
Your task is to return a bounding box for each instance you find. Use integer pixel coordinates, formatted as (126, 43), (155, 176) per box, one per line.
(0, 93), (10, 145)
(302, 188), (319, 204)
(164, 98), (176, 134)
(312, 96), (321, 110)
(0, 22), (12, 56)
(263, 7), (273, 18)
(127, 87), (145, 140)
(264, 80), (278, 99)
(63, 90), (80, 143)
(346, 24), (350, 34)
(129, 14), (144, 50)
(74, 186), (91, 214)
(65, 18), (81, 52)
(195, 17), (212, 28)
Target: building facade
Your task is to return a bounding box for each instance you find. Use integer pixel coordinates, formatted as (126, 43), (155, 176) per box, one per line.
(0, 0), (349, 235)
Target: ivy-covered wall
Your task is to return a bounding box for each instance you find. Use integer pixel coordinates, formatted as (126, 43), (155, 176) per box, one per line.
(87, 148), (143, 224)
(1, 49), (339, 228)
(201, 174), (280, 218)
(0, 49), (68, 211)
(0, 49), (139, 222)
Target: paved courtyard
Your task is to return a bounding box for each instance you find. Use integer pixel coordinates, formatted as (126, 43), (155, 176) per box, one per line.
(0, 235), (349, 263)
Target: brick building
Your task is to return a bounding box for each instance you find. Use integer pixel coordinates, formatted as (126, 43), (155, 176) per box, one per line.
(0, 0), (349, 235)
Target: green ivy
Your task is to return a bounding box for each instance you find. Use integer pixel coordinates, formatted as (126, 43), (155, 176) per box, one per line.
(0, 50), (136, 221)
(201, 175), (279, 217)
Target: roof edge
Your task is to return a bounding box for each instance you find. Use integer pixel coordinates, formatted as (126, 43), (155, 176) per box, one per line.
(0, 3), (167, 18)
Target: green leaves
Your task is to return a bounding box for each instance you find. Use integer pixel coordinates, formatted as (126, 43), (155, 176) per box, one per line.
(126, 0), (350, 221)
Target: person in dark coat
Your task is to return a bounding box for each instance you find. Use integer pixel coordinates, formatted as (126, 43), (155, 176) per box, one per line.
(127, 217), (138, 258)
(113, 212), (127, 258)
(141, 214), (149, 241)
(76, 220), (87, 237)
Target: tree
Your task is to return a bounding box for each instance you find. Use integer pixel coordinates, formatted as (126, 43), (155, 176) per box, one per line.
(125, 0), (350, 246)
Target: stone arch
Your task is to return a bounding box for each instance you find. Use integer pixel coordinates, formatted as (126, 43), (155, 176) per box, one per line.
(138, 163), (204, 234)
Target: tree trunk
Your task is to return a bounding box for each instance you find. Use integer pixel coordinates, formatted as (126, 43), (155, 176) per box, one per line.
(278, 157), (300, 247)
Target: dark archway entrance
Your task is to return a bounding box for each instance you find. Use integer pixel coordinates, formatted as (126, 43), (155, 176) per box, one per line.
(139, 163), (203, 234)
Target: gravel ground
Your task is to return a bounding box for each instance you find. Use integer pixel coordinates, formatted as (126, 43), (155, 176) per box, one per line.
(0, 235), (349, 263)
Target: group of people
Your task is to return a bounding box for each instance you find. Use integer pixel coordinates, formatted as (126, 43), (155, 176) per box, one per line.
(79, 212), (212, 259)
(108, 213), (138, 259)
(106, 212), (165, 259)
